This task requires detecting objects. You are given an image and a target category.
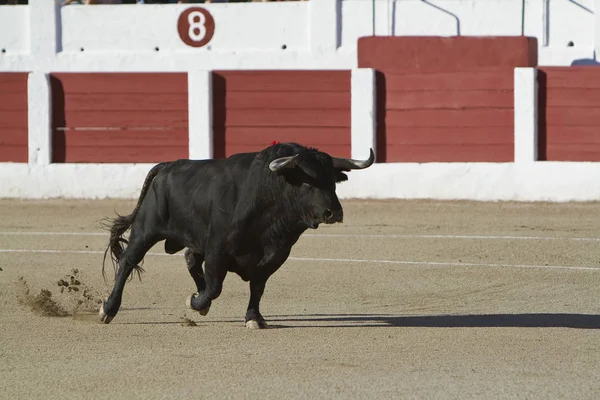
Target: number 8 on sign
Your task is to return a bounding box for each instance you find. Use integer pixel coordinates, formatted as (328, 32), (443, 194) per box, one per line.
(188, 11), (206, 42)
(178, 7), (215, 48)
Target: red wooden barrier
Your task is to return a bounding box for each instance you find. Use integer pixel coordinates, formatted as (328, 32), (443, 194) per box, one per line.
(538, 67), (600, 161)
(212, 70), (351, 158)
(0, 73), (28, 163)
(50, 73), (188, 163)
(358, 36), (537, 162)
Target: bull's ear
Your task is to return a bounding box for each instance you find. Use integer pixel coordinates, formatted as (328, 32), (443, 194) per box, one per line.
(335, 171), (348, 183)
(269, 154), (298, 172)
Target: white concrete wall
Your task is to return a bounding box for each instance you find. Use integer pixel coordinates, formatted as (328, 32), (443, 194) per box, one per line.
(0, 0), (597, 72)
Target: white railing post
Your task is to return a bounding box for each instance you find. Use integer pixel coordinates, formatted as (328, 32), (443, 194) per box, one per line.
(514, 67), (538, 163)
(309, 0), (339, 54)
(351, 68), (377, 160)
(188, 70), (213, 160)
(27, 72), (52, 167)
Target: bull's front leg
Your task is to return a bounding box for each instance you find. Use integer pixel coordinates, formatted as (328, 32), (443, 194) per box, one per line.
(245, 247), (291, 329)
(245, 279), (268, 329)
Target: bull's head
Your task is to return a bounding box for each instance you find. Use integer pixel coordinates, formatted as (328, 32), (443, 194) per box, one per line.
(268, 145), (375, 229)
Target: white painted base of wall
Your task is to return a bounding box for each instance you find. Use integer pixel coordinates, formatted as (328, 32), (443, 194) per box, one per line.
(2, 162), (600, 202)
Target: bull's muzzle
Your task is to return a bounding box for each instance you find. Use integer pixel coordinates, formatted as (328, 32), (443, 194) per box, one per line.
(323, 208), (343, 224)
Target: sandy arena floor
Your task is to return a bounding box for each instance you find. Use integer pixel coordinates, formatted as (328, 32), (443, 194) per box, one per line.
(1, 198), (599, 399)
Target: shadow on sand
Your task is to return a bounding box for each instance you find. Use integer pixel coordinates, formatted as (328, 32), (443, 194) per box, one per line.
(264, 313), (600, 329)
(115, 313), (600, 329)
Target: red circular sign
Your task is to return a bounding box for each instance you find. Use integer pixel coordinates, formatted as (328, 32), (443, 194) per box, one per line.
(177, 7), (215, 48)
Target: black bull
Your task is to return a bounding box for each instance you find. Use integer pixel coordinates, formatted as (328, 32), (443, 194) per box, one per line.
(99, 142), (374, 329)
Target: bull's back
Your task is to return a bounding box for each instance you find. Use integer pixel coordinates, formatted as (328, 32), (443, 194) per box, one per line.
(157, 155), (255, 227)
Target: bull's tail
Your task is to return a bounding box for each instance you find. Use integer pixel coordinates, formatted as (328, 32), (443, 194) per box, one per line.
(101, 162), (168, 282)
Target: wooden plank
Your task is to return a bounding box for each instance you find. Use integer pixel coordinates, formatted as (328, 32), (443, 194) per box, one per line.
(222, 126), (350, 146)
(385, 126), (512, 146)
(224, 109), (350, 128)
(386, 89), (513, 110)
(215, 70), (351, 92)
(545, 144), (600, 161)
(50, 73), (188, 94)
(0, 92), (28, 110)
(223, 90), (350, 110)
(53, 129), (188, 163)
(0, 73), (28, 93)
(545, 88), (600, 107)
(62, 93), (188, 112)
(386, 109), (513, 128)
(0, 110), (28, 129)
(57, 144), (188, 163)
(57, 110), (188, 129)
(55, 129), (188, 146)
(544, 107), (600, 126)
(224, 143), (351, 158)
(539, 67), (600, 89)
(0, 145), (27, 162)
(0, 128), (28, 146)
(386, 143), (513, 163)
(543, 126), (600, 144)
(384, 71), (514, 91)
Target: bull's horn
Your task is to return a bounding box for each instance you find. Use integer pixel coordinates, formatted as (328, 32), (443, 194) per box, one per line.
(332, 148), (375, 170)
(269, 154), (299, 172)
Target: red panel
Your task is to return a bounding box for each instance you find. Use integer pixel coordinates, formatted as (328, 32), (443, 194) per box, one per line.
(213, 71), (350, 92)
(213, 70), (351, 159)
(386, 109), (513, 128)
(224, 91), (350, 110)
(386, 90), (513, 110)
(51, 73), (188, 163)
(384, 70), (514, 91)
(538, 67), (600, 161)
(358, 36), (538, 72)
(0, 73), (28, 162)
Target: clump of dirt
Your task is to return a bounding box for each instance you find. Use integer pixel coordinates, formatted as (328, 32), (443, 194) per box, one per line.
(16, 268), (104, 320)
(16, 276), (69, 317)
(181, 315), (198, 327)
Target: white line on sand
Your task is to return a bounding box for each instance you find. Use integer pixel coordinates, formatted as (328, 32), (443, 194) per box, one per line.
(0, 248), (598, 271)
(1, 231), (599, 242)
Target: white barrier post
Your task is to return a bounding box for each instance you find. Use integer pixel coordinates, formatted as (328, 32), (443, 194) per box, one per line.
(514, 67), (538, 163)
(309, 0), (339, 53)
(188, 70), (213, 160)
(351, 68), (377, 160)
(27, 72), (52, 166)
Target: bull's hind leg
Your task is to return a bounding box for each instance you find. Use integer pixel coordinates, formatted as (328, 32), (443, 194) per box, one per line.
(187, 256), (227, 317)
(183, 249), (209, 315)
(99, 235), (158, 324)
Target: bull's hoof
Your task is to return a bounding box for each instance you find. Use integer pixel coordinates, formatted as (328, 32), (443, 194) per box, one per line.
(245, 319), (269, 329)
(98, 302), (114, 324)
(186, 293), (210, 316)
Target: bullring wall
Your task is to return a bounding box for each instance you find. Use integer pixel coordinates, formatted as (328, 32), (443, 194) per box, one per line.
(2, 1), (600, 201)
